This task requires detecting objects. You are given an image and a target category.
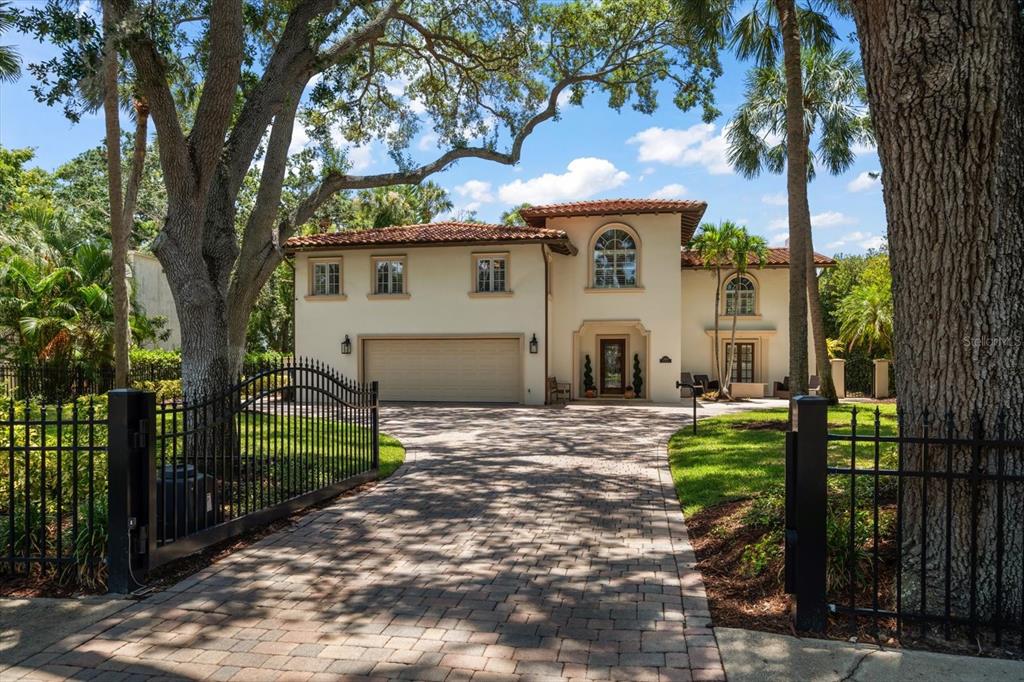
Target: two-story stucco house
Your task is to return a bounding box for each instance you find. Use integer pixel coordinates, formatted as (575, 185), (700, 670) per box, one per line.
(284, 198), (833, 405)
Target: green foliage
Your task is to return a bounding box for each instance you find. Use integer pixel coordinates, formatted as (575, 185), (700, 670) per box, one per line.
(632, 353), (643, 397)
(727, 47), (871, 181)
(583, 355), (594, 391)
(500, 203), (532, 226)
(668, 404), (900, 593)
(818, 249), (894, 394)
(0, 1), (20, 82)
(0, 397), (110, 587)
(133, 378), (183, 402)
(128, 348), (181, 375)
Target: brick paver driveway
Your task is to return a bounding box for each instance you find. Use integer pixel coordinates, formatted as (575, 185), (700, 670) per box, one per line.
(10, 403), (725, 682)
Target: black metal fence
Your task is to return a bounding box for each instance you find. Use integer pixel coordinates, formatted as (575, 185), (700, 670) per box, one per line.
(785, 396), (1024, 650)
(0, 398), (107, 584)
(0, 359), (379, 591)
(108, 359), (379, 591)
(0, 363), (183, 402)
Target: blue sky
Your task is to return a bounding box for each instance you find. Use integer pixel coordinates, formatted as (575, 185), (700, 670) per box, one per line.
(0, 12), (885, 256)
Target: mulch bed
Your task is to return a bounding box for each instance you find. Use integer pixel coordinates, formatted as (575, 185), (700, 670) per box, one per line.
(0, 475), (390, 599)
(687, 497), (1024, 661)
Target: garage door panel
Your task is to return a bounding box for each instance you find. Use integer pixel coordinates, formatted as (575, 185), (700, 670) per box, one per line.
(364, 338), (521, 403)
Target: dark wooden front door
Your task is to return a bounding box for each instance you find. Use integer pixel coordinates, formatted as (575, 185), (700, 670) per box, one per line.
(599, 339), (626, 394)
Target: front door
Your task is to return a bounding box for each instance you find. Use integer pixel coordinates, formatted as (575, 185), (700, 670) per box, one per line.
(599, 339), (626, 395)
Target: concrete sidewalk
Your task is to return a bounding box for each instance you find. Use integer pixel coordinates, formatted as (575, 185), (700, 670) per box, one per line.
(717, 627), (1024, 681)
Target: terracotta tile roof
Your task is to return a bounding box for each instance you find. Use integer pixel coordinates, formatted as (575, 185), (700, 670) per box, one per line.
(680, 247), (836, 268)
(519, 198), (708, 243)
(284, 221), (577, 255)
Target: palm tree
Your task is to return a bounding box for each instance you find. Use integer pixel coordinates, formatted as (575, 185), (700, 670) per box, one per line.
(346, 183), (453, 229)
(837, 282), (892, 355)
(675, 0), (844, 400)
(0, 1), (21, 82)
(722, 230), (769, 398)
(727, 46), (870, 403)
(688, 221), (742, 395)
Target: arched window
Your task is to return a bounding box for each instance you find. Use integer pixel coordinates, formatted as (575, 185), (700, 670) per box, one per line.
(725, 275), (756, 315)
(593, 229), (637, 288)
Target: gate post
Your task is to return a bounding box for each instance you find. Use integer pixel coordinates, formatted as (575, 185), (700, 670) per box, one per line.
(790, 395), (829, 631)
(107, 389), (157, 593)
(371, 381), (380, 470)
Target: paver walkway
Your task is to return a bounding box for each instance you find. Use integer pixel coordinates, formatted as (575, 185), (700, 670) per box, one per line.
(8, 402), (739, 682)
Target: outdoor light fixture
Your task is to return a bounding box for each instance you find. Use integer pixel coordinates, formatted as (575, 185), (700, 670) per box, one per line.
(529, 334), (539, 354)
(341, 335), (352, 355)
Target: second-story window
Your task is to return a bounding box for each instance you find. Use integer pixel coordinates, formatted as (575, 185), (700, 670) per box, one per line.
(311, 259), (341, 296)
(593, 228), (637, 288)
(476, 255), (507, 293)
(373, 257), (405, 295)
(725, 275), (756, 315)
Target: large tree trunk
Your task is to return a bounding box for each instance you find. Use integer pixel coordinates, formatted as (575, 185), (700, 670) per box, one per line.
(851, 0), (1024, 625)
(775, 0), (810, 398)
(806, 239), (837, 403)
(101, 0), (129, 389)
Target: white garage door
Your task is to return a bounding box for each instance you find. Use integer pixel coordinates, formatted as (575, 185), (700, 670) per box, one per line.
(363, 338), (522, 403)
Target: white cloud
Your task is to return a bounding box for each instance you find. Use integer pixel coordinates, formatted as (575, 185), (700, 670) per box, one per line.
(768, 232), (789, 247)
(347, 145), (374, 172)
(847, 171), (881, 193)
(627, 124), (733, 175)
(768, 211), (856, 232)
(455, 180), (494, 203)
(417, 131), (439, 152)
(648, 183), (687, 199)
(498, 157), (629, 205)
(761, 192), (787, 206)
(811, 211), (856, 228)
(288, 120), (311, 157)
(827, 231), (886, 252)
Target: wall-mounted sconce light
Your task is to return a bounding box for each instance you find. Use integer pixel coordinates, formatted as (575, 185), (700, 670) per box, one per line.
(529, 334), (539, 354)
(341, 335), (353, 355)
(659, 355), (672, 363)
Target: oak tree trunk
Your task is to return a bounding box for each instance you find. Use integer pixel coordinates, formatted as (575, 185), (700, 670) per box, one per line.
(852, 0), (1024, 624)
(776, 0), (810, 398)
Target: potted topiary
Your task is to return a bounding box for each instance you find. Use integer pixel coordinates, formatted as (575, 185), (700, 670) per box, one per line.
(632, 353), (643, 399)
(583, 355), (596, 398)
(624, 385), (636, 399)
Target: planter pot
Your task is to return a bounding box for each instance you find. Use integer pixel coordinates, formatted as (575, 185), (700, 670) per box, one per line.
(585, 389), (597, 398)
(624, 390), (636, 399)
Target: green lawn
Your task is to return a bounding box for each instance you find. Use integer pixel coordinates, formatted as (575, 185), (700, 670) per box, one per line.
(667, 403), (899, 516)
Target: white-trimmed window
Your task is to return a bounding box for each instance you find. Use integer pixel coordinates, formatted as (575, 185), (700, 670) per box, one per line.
(475, 254), (508, 293)
(373, 257), (405, 295)
(593, 229), (637, 288)
(725, 275), (756, 315)
(310, 259), (341, 296)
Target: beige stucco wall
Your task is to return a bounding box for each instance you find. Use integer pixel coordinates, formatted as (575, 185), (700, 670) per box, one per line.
(128, 251), (181, 350)
(680, 266), (817, 393)
(293, 243), (548, 404)
(546, 214), (685, 403)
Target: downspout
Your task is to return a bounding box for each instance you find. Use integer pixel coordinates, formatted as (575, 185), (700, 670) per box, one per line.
(543, 244), (549, 400)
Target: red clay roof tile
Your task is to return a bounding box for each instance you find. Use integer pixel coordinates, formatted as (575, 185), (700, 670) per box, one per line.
(284, 221), (576, 255)
(680, 247), (836, 268)
(518, 198), (708, 242)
